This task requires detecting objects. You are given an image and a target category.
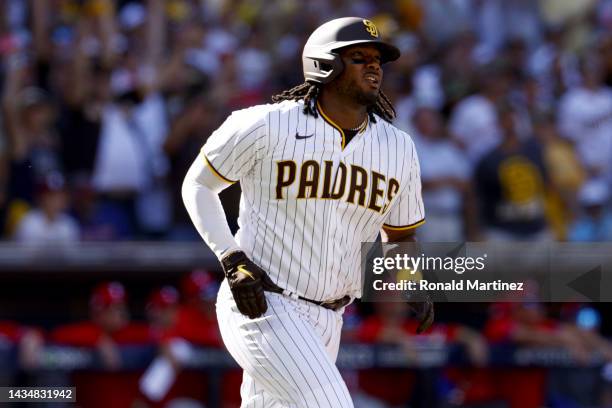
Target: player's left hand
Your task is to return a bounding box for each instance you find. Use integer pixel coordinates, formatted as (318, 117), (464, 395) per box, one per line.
(385, 246), (435, 334)
(221, 250), (276, 319)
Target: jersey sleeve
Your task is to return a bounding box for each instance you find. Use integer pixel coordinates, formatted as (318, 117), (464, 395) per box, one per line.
(383, 139), (425, 230)
(201, 108), (268, 183)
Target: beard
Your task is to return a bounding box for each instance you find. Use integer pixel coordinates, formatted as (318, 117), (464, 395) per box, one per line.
(333, 78), (379, 107)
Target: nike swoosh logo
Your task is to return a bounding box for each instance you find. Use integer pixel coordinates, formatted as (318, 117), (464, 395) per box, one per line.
(237, 265), (256, 280)
(295, 133), (314, 140)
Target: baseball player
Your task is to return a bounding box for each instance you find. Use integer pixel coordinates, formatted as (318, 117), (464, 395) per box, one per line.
(182, 17), (433, 407)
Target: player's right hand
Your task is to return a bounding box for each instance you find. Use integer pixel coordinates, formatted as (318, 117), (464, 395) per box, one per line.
(221, 250), (275, 319)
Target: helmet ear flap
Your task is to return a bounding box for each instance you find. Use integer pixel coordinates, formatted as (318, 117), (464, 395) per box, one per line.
(315, 61), (328, 70)
(318, 54), (345, 76)
(318, 62), (332, 74)
(303, 52), (344, 84)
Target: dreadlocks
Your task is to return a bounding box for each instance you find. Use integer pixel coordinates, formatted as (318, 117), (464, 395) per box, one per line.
(271, 82), (396, 124)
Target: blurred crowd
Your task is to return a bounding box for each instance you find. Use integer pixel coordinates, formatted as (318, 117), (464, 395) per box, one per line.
(0, 0), (611, 243)
(1, 271), (241, 407)
(2, 273), (612, 407)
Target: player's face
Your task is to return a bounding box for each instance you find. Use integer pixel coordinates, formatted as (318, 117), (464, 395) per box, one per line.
(333, 45), (383, 106)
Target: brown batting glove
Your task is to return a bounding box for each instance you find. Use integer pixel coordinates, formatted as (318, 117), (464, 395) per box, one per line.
(397, 268), (435, 333)
(387, 247), (435, 334)
(221, 251), (276, 319)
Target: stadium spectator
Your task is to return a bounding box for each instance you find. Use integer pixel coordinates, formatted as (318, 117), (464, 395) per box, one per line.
(82, 0), (173, 239)
(532, 113), (586, 232)
(475, 0), (543, 57)
(146, 286), (180, 342)
(138, 285), (210, 407)
(13, 172), (80, 244)
(0, 320), (44, 370)
(356, 300), (488, 407)
(557, 54), (612, 179)
(550, 304), (612, 406)
(449, 62), (511, 165)
(50, 281), (151, 368)
(482, 302), (551, 408)
(1, 77), (61, 237)
(418, 0), (475, 46)
(440, 31), (480, 112)
(70, 177), (134, 240)
(412, 106), (477, 241)
(168, 270), (222, 347)
(474, 104), (551, 241)
(527, 25), (579, 101)
(54, 24), (112, 186)
(49, 281), (152, 408)
(2, 79), (60, 208)
(482, 301), (612, 408)
(569, 179), (612, 241)
(162, 87), (232, 238)
(0, 319), (44, 395)
(141, 270), (241, 407)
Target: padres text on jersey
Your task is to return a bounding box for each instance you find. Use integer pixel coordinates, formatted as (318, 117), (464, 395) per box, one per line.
(202, 100), (424, 301)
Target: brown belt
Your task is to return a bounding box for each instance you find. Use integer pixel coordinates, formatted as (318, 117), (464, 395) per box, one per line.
(306, 295), (352, 311)
(264, 286), (352, 311)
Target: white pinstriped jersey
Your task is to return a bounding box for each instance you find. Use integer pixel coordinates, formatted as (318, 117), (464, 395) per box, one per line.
(202, 100), (424, 301)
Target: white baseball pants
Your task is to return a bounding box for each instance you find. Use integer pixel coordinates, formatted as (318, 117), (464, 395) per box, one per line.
(216, 280), (354, 408)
